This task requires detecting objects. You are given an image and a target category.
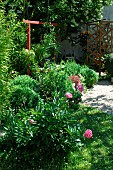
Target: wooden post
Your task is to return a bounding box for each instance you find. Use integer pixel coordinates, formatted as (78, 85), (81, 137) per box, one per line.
(27, 23), (31, 75)
(27, 23), (31, 50)
(23, 20), (58, 75)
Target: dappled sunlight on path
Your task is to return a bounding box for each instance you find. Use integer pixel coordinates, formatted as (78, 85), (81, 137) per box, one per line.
(82, 80), (113, 114)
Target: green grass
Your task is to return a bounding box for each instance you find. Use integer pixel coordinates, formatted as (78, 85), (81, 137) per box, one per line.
(1, 105), (113, 170)
(63, 105), (113, 170)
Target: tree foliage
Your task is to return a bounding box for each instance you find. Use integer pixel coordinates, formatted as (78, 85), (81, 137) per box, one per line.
(2, 0), (113, 29)
(1, 0), (113, 42)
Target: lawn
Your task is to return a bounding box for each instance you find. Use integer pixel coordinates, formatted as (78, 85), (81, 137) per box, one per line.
(63, 105), (113, 170)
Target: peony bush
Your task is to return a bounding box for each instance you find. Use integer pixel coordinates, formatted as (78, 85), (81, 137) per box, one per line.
(0, 61), (97, 169)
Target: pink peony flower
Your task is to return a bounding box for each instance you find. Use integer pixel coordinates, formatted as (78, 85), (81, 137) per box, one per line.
(83, 129), (92, 139)
(69, 75), (81, 85)
(65, 92), (73, 99)
(77, 84), (84, 93)
(29, 119), (35, 124)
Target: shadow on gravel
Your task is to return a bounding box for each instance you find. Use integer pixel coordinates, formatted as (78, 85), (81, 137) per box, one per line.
(97, 80), (111, 85)
(82, 79), (113, 114)
(83, 94), (113, 114)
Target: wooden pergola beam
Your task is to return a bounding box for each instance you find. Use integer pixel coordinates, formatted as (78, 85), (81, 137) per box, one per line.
(23, 19), (58, 26)
(23, 19), (58, 50)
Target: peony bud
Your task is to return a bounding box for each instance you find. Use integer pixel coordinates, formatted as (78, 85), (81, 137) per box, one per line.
(65, 92), (73, 99)
(77, 84), (84, 93)
(83, 129), (92, 139)
(29, 119), (35, 124)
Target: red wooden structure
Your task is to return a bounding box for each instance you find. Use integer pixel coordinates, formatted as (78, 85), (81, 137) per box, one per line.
(23, 19), (58, 50)
(23, 20), (58, 75)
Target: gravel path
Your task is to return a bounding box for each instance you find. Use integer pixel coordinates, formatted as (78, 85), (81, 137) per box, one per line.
(82, 79), (113, 114)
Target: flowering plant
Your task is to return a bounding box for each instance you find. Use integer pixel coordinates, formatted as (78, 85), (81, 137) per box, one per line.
(65, 92), (73, 99)
(77, 84), (84, 93)
(69, 75), (84, 93)
(65, 75), (84, 108)
(69, 75), (81, 85)
(83, 129), (93, 139)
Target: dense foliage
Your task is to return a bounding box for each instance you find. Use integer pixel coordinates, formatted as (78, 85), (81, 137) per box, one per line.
(0, 8), (12, 111)
(0, 61), (99, 169)
(2, 0), (113, 39)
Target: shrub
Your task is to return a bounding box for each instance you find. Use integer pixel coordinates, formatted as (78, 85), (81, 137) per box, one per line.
(60, 60), (98, 88)
(6, 11), (27, 74)
(8, 62), (85, 113)
(0, 94), (82, 169)
(9, 75), (40, 112)
(104, 53), (113, 77)
(10, 48), (37, 75)
(80, 65), (99, 87)
(64, 60), (81, 75)
(38, 62), (83, 107)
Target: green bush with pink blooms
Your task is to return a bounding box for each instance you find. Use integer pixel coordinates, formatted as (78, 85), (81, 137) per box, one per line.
(0, 60), (98, 169)
(0, 80), (82, 169)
